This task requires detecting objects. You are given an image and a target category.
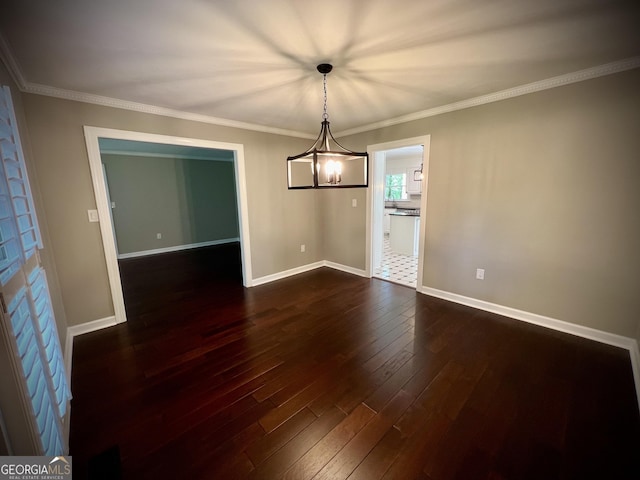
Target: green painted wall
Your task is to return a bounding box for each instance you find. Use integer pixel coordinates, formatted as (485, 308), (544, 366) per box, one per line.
(102, 154), (238, 255)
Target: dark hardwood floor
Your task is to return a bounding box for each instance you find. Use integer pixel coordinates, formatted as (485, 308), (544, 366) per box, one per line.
(70, 244), (640, 479)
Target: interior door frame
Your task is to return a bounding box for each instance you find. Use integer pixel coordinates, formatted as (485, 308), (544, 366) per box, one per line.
(366, 135), (431, 290)
(84, 126), (253, 324)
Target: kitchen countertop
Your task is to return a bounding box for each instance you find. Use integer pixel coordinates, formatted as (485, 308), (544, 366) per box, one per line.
(390, 211), (420, 216)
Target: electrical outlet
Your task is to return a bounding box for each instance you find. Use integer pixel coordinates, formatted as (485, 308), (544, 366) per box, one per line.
(300, 244), (306, 253)
(87, 209), (99, 222)
(156, 233), (162, 239)
(476, 268), (485, 280)
(352, 198), (357, 207)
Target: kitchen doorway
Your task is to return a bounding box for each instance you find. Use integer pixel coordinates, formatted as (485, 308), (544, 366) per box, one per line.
(367, 136), (430, 290)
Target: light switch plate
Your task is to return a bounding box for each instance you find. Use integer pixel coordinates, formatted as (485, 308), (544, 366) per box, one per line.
(87, 209), (99, 222)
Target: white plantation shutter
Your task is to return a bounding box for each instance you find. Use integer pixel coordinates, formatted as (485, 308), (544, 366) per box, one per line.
(0, 85), (70, 455)
(7, 287), (64, 455)
(0, 158), (23, 285)
(0, 85), (41, 275)
(4, 155), (40, 258)
(28, 266), (69, 418)
(0, 196), (22, 285)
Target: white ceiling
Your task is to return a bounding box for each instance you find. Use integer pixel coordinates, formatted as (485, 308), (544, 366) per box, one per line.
(1, 0), (639, 136)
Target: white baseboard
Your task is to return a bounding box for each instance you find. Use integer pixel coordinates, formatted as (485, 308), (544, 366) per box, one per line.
(117, 238), (239, 260)
(63, 330), (74, 388)
(62, 315), (116, 455)
(323, 261), (368, 278)
(62, 333), (74, 455)
(419, 286), (640, 411)
(64, 315), (118, 384)
(251, 260), (367, 287)
(66, 315), (118, 338)
(62, 403), (71, 455)
(251, 262), (325, 286)
(630, 341), (640, 413)
(419, 286), (635, 349)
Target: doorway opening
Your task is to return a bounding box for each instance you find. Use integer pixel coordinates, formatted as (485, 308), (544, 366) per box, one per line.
(84, 127), (253, 324)
(366, 136), (430, 290)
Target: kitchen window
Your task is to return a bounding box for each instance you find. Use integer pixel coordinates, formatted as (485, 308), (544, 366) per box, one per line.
(384, 173), (408, 201)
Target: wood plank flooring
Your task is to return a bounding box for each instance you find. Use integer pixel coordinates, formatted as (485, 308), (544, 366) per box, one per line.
(69, 244), (640, 479)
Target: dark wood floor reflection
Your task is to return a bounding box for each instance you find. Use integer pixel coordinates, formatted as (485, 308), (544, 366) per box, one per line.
(70, 245), (640, 479)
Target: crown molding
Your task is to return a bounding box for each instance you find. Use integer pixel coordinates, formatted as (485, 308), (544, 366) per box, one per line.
(335, 56), (640, 138)
(2, 29), (638, 141)
(0, 32), (27, 90)
(22, 82), (315, 139)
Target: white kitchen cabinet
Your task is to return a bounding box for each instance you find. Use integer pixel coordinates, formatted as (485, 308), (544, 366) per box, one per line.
(389, 214), (420, 256)
(383, 208), (396, 234)
(406, 166), (422, 194)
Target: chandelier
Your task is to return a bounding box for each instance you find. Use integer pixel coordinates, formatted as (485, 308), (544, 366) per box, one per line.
(287, 64), (368, 189)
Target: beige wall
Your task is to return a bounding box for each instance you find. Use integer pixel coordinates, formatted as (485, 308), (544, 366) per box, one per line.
(0, 62), (69, 344)
(320, 188), (368, 269)
(21, 94), (319, 326)
(338, 68), (640, 339)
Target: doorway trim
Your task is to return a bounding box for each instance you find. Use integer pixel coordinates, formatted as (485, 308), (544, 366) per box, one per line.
(366, 135), (431, 290)
(84, 126), (253, 324)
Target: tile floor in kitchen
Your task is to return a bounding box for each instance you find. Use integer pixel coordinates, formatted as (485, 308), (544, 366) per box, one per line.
(373, 234), (418, 288)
